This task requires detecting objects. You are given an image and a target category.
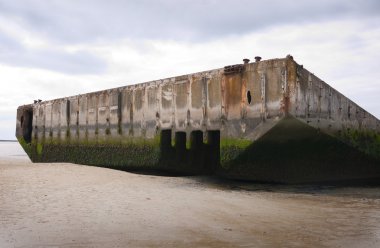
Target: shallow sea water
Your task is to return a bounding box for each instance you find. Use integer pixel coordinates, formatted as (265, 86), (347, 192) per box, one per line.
(0, 141), (28, 160)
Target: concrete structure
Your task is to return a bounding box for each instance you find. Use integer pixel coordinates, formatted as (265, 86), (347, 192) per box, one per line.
(16, 56), (380, 184)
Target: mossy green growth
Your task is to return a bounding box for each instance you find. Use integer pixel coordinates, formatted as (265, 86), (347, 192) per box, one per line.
(30, 136), (164, 170)
(217, 117), (380, 184)
(36, 143), (156, 168)
(220, 138), (252, 169)
(339, 129), (380, 160)
(29, 132), (213, 175)
(36, 143), (43, 155)
(17, 137), (32, 158)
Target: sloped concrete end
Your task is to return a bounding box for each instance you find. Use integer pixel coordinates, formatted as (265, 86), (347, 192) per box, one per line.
(218, 116), (380, 184)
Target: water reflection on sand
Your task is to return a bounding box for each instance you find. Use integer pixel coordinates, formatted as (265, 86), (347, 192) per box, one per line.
(0, 142), (380, 247)
(0, 141), (29, 161)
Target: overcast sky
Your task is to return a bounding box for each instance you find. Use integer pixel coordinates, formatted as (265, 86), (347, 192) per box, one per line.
(1, 0), (379, 139)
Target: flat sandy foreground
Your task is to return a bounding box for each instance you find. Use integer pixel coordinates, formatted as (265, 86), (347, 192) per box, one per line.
(1, 159), (380, 248)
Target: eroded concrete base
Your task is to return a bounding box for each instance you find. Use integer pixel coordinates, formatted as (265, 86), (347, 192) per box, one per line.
(218, 117), (380, 184)
(18, 117), (380, 184)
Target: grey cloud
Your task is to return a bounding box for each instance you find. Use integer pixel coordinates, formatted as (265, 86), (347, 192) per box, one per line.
(0, 0), (379, 44)
(26, 49), (106, 75)
(0, 32), (22, 51)
(0, 32), (106, 74)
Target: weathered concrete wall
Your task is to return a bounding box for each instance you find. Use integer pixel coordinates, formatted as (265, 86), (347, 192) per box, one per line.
(16, 56), (380, 183)
(287, 59), (380, 158)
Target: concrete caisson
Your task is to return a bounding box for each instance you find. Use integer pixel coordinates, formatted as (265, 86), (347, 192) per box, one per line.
(16, 56), (380, 183)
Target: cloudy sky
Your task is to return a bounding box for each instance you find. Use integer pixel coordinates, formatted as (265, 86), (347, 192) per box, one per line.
(1, 0), (379, 139)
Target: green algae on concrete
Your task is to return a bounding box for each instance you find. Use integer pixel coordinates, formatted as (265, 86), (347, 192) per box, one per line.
(31, 136), (161, 169)
(17, 137), (32, 158)
(36, 142), (43, 156)
(339, 129), (380, 160)
(220, 138), (252, 169)
(29, 134), (213, 175)
(217, 117), (380, 184)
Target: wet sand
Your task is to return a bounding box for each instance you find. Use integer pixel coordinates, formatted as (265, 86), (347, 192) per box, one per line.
(1, 157), (380, 248)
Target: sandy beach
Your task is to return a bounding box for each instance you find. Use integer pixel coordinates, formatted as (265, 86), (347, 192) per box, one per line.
(1, 143), (380, 247)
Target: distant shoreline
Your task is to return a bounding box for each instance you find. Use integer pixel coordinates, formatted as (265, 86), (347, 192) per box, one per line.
(0, 140), (17, 142)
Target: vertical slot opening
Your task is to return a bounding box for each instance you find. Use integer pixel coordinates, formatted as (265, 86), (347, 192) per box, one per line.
(206, 130), (220, 173)
(160, 129), (172, 158)
(190, 130), (204, 170)
(175, 132), (187, 164)
(22, 108), (33, 143)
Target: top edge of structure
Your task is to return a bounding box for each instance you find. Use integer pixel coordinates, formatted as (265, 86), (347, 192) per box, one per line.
(24, 56), (292, 106)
